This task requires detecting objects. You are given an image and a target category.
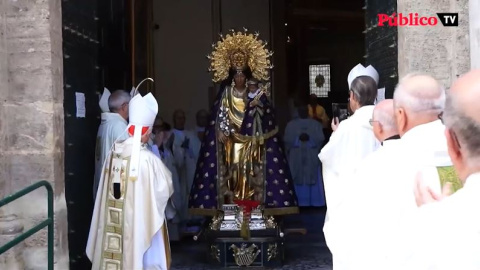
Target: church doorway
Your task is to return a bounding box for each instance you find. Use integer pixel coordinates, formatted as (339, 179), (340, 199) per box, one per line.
(285, 0), (366, 135)
(61, 0), (397, 269)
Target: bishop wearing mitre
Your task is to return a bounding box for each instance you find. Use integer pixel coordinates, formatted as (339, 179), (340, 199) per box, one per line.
(87, 92), (174, 270)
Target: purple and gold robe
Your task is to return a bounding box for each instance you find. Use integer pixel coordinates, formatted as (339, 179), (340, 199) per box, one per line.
(188, 86), (298, 216)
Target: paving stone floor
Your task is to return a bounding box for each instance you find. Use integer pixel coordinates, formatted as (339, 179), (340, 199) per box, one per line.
(170, 207), (332, 270)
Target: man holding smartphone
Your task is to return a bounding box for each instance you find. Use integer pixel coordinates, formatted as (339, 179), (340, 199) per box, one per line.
(318, 63), (381, 270)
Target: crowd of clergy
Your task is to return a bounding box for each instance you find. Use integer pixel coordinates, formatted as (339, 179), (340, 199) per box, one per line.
(86, 64), (480, 269)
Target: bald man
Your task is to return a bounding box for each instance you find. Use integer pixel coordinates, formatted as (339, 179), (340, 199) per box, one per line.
(330, 74), (460, 270)
(390, 70), (480, 270)
(371, 99), (399, 144)
(324, 99), (401, 270)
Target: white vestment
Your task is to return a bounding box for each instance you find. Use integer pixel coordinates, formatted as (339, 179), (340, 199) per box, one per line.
(327, 138), (402, 270)
(94, 113), (129, 199)
(172, 129), (199, 221)
(388, 172), (480, 270)
(284, 118), (325, 206)
(151, 144), (182, 241)
(87, 137), (173, 270)
(335, 120), (452, 270)
(318, 105), (380, 269)
(319, 105), (380, 210)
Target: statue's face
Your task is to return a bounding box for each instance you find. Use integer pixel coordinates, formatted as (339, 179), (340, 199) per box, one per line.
(248, 83), (258, 92)
(234, 73), (246, 87)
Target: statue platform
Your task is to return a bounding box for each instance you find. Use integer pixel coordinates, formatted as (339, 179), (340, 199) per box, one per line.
(198, 204), (284, 268)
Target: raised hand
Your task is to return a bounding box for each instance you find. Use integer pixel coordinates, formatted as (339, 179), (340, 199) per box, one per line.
(414, 171), (453, 207)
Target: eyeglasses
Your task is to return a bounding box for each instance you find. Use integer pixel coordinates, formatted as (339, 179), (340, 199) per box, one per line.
(438, 111), (444, 124)
(369, 119), (378, 126)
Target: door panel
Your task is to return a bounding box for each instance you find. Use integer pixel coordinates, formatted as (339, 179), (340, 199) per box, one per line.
(62, 0), (130, 268)
(365, 0), (398, 98)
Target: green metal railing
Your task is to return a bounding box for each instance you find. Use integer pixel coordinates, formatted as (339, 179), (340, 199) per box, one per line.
(0, 180), (54, 270)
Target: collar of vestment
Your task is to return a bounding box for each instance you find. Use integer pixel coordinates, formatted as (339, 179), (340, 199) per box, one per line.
(173, 128), (186, 135)
(401, 120), (444, 143)
(382, 136), (400, 147)
(248, 89), (260, 98)
(464, 172), (480, 189)
(399, 120), (450, 166)
(381, 135), (400, 146)
(114, 137), (147, 157)
(350, 105), (375, 126)
(101, 112), (128, 125)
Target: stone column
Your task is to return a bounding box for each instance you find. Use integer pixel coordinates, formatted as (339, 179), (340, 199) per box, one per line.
(0, 0), (68, 269)
(397, 0), (470, 87)
(0, 0), (25, 269)
(470, 0), (480, 69)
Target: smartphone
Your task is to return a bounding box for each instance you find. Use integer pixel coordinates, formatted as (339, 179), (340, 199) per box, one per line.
(332, 103), (349, 123)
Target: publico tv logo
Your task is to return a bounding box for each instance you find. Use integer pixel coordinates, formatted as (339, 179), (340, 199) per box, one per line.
(377, 12), (459, 27)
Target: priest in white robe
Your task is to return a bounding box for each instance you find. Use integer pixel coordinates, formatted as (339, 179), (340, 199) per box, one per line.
(151, 121), (182, 241)
(337, 74), (455, 270)
(387, 70), (480, 270)
(93, 89), (131, 200)
(319, 64), (381, 265)
(171, 109), (200, 227)
(284, 105), (325, 207)
(326, 99), (400, 270)
(87, 92), (173, 270)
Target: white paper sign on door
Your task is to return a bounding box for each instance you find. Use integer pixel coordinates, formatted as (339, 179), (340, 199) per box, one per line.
(75, 92), (86, 118)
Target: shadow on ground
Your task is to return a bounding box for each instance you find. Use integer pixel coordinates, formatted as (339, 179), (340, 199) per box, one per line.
(170, 207), (332, 270)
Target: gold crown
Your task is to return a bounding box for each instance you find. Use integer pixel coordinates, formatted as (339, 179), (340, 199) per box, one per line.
(207, 28), (274, 82)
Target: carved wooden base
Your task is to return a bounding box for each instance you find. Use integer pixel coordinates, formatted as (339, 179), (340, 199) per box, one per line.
(206, 227), (284, 268)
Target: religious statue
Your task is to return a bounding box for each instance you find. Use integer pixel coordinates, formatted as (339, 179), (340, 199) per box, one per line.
(188, 29), (298, 217)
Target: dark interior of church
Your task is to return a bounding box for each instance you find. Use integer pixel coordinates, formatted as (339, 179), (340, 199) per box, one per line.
(61, 0), (397, 268)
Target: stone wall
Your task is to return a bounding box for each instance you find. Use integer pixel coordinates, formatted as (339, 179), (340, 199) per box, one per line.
(0, 0), (68, 269)
(397, 0), (470, 87)
(470, 0), (480, 69)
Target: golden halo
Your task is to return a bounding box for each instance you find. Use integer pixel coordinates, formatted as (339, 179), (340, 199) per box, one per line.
(207, 28), (274, 83)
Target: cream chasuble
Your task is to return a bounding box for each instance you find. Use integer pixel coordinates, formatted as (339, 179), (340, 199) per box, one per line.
(87, 137), (174, 270)
(335, 120), (458, 270)
(94, 112), (129, 200)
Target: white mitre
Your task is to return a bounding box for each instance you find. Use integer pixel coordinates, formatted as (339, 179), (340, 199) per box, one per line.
(99, 87), (111, 113)
(347, 64), (380, 89)
(365, 65), (379, 86)
(347, 64), (366, 89)
(127, 93), (158, 181)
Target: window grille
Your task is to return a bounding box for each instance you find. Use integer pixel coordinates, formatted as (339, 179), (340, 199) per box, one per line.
(309, 64), (331, 97)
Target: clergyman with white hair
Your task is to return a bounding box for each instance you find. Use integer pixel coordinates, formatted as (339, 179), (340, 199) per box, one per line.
(93, 89), (131, 201)
(388, 69), (480, 270)
(371, 99), (399, 144)
(337, 73), (462, 270)
(324, 99), (401, 270)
